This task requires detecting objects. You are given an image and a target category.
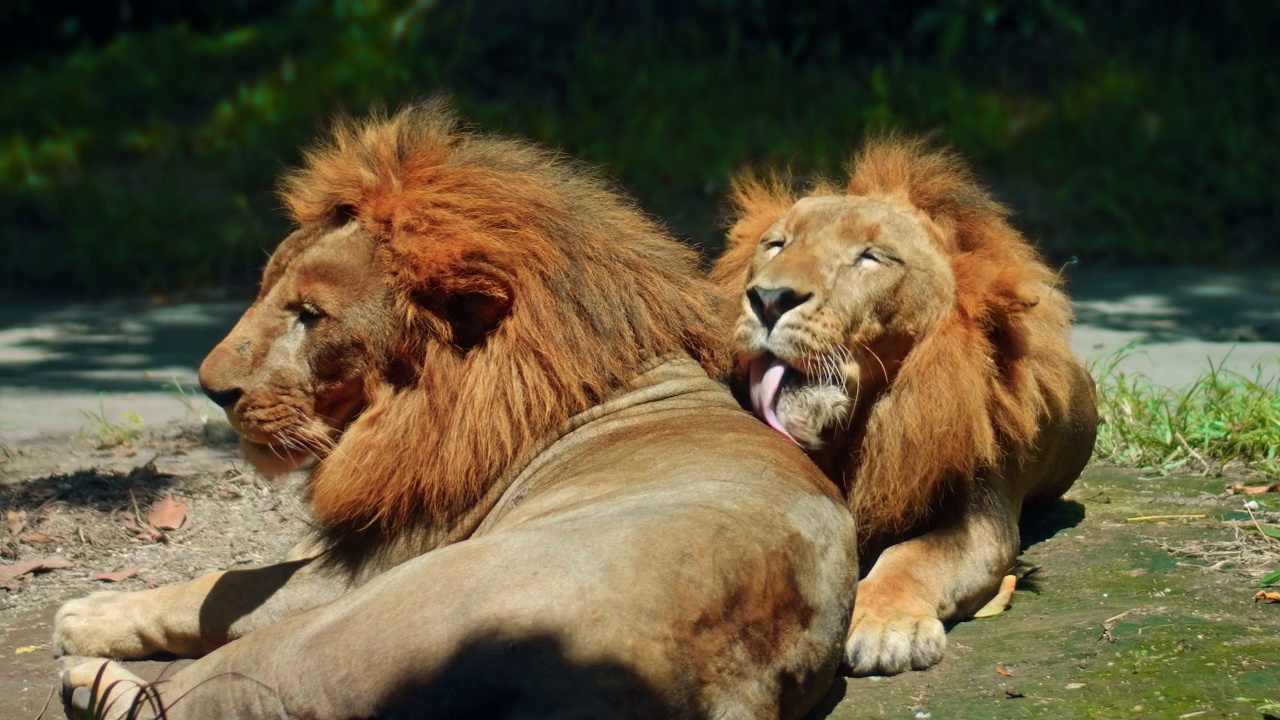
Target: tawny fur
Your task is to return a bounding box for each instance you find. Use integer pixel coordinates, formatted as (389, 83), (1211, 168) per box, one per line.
(55, 102), (859, 718)
(713, 136), (1080, 544)
(279, 100), (728, 536)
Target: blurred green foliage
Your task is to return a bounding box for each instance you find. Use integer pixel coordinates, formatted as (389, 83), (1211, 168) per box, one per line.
(2, 0), (1277, 297)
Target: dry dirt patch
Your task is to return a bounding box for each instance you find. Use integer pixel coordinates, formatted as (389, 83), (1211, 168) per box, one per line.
(1, 423), (308, 719)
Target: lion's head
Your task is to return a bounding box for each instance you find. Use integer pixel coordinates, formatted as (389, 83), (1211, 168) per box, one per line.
(712, 138), (1079, 541)
(199, 100), (725, 539)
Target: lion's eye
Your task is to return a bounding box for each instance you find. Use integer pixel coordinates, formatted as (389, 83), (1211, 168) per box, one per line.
(854, 252), (881, 268)
(760, 236), (786, 260)
(296, 302), (325, 326)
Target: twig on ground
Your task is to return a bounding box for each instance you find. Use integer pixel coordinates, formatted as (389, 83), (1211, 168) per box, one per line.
(1174, 432), (1214, 475)
(1098, 608), (1137, 643)
(32, 686), (54, 720)
(1244, 506), (1280, 547)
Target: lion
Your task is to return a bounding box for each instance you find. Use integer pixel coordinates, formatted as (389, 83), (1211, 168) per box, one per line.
(53, 101), (858, 720)
(710, 137), (1098, 677)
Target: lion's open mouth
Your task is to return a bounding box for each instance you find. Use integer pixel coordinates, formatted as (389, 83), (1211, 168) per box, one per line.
(747, 352), (855, 449)
(748, 353), (800, 443)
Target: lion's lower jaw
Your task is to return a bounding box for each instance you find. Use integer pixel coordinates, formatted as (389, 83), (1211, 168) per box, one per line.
(239, 438), (313, 477)
(776, 383), (853, 450)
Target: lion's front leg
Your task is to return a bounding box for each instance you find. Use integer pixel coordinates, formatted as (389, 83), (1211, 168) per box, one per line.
(845, 502), (1019, 676)
(54, 558), (341, 660)
(55, 576), (225, 660)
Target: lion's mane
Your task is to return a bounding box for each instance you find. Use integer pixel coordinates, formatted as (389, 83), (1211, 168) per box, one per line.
(715, 137), (1080, 542)
(276, 100), (726, 542)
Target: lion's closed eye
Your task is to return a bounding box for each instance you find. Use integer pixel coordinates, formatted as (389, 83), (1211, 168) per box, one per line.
(296, 302), (325, 326)
(760, 235), (786, 261)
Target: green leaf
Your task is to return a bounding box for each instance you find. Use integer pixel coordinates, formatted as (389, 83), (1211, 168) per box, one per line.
(1258, 568), (1280, 588)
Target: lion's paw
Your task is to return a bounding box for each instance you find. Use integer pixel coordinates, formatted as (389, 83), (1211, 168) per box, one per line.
(54, 592), (152, 659)
(61, 659), (150, 720)
(844, 606), (946, 676)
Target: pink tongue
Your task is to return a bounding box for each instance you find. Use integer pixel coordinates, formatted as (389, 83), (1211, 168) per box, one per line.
(748, 355), (798, 444)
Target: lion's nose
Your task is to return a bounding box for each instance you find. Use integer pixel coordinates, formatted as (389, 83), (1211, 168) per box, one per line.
(747, 285), (812, 332)
(201, 383), (243, 410)
(199, 339), (247, 410)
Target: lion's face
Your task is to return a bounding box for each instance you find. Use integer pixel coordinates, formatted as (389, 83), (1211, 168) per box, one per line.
(198, 221), (400, 475)
(733, 195), (955, 449)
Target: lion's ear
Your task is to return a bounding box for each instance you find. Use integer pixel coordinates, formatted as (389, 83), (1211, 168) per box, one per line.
(416, 271), (513, 351)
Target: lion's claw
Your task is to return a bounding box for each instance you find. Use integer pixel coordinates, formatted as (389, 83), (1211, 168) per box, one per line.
(844, 610), (945, 676)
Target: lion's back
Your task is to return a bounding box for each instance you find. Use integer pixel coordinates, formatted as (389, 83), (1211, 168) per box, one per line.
(467, 388), (856, 718)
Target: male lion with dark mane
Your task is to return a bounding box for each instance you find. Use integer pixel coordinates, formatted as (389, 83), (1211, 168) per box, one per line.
(53, 101), (858, 719)
(712, 138), (1098, 677)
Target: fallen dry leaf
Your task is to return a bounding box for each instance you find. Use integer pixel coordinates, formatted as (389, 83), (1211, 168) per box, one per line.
(974, 574), (1018, 618)
(94, 567), (141, 583)
(996, 666), (1011, 677)
(14, 643), (46, 655)
(123, 511), (165, 542)
(147, 495), (188, 531)
(121, 512), (144, 534)
(21, 533), (56, 544)
(1000, 683), (1025, 699)
(217, 488), (242, 500)
(1254, 590), (1280, 603)
(7, 510), (26, 536)
(0, 555), (71, 585)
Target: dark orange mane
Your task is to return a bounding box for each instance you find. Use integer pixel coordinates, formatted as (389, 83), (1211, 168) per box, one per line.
(716, 137), (1079, 542)
(278, 100), (726, 538)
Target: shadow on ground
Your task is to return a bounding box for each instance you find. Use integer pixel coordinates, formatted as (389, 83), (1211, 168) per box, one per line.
(2, 463), (177, 514)
(1020, 498), (1087, 550)
(0, 302), (243, 394)
(1065, 266), (1280, 343)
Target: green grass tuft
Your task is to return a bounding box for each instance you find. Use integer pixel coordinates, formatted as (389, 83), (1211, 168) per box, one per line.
(1091, 347), (1280, 478)
(77, 399), (143, 450)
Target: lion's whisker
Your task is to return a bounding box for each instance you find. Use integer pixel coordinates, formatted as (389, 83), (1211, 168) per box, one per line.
(265, 435), (289, 461)
(295, 425), (338, 454)
(855, 341), (888, 383)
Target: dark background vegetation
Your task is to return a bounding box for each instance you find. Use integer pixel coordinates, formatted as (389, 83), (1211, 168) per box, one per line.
(2, 0), (1276, 298)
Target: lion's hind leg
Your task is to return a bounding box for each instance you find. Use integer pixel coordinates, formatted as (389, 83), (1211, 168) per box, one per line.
(62, 659), (153, 720)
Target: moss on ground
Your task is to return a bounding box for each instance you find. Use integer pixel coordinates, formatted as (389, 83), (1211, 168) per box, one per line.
(817, 467), (1280, 719)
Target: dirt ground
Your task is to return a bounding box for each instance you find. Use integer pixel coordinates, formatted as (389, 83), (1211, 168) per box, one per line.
(0, 422), (307, 719)
(2, 421), (1278, 720)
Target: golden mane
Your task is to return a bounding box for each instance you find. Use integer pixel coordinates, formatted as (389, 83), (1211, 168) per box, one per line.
(717, 137), (1079, 542)
(277, 100), (727, 538)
